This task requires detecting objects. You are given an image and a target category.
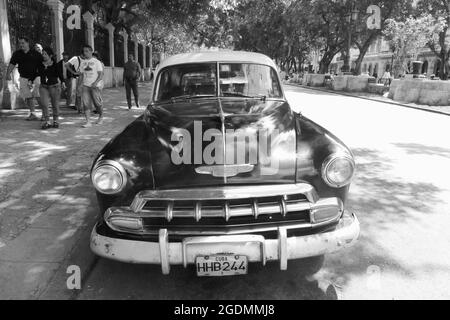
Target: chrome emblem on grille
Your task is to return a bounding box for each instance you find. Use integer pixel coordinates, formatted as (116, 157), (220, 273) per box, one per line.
(195, 164), (255, 178)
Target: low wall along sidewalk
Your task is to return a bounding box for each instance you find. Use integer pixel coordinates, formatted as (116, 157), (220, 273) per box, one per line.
(300, 74), (450, 107)
(389, 79), (450, 106)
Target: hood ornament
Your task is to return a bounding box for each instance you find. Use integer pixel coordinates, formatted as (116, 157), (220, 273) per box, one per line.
(195, 164), (255, 178)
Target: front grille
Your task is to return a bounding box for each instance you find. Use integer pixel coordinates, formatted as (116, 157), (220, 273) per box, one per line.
(104, 184), (342, 236)
(140, 194), (309, 223)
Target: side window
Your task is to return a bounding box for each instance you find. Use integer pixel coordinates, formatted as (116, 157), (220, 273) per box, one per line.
(270, 68), (282, 97)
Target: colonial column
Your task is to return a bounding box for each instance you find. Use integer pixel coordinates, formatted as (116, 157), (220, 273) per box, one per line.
(0, 0), (11, 64)
(120, 30), (128, 61)
(105, 23), (115, 67)
(47, 0), (64, 58)
(149, 44), (153, 69)
(148, 30), (153, 72)
(83, 11), (95, 49)
(142, 42), (147, 69)
(0, 0), (12, 109)
(133, 35), (138, 62)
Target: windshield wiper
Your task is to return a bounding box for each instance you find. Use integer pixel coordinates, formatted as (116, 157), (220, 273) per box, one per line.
(221, 92), (267, 101)
(170, 94), (215, 103)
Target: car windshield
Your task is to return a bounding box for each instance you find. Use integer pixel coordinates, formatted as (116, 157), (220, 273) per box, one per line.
(155, 63), (282, 102)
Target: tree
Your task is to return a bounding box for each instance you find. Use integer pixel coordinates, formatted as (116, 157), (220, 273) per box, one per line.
(289, 0), (348, 74)
(416, 0), (450, 79)
(82, 0), (211, 33)
(232, 0), (288, 59)
(351, 0), (414, 75)
(383, 14), (444, 77)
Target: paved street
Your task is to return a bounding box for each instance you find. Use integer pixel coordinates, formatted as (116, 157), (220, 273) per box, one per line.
(0, 83), (152, 299)
(1, 84), (450, 300)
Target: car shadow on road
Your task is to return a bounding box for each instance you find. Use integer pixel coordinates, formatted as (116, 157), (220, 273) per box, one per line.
(77, 258), (340, 300)
(318, 146), (446, 298)
(392, 143), (450, 159)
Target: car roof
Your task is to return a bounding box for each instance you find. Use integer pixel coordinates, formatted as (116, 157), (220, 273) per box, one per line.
(158, 51), (278, 70)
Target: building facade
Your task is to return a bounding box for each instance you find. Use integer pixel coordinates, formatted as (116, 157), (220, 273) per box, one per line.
(331, 36), (442, 78)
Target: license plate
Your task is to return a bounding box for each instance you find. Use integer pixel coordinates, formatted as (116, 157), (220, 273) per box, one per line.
(195, 255), (248, 277)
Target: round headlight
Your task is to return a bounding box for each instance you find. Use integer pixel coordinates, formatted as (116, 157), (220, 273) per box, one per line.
(91, 160), (127, 194)
(321, 154), (355, 188)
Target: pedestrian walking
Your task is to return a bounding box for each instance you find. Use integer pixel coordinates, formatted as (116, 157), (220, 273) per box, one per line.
(92, 51), (105, 115)
(36, 47), (64, 130)
(65, 52), (85, 113)
(5, 37), (43, 121)
(123, 54), (141, 109)
(381, 70), (392, 87)
(58, 52), (75, 109)
(79, 45), (104, 128)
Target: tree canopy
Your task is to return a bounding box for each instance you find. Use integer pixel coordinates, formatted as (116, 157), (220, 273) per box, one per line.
(72, 0), (449, 76)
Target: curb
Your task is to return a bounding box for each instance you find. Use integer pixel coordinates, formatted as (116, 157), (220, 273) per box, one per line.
(286, 83), (450, 117)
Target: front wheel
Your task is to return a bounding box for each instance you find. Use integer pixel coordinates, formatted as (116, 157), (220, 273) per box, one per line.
(289, 255), (325, 276)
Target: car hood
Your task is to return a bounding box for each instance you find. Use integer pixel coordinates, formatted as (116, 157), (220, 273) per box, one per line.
(145, 98), (297, 189)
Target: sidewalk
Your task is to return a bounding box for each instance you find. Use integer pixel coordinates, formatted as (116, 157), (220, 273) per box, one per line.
(286, 83), (450, 116)
(0, 82), (152, 299)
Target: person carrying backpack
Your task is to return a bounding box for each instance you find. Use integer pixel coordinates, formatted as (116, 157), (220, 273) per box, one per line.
(65, 53), (85, 113)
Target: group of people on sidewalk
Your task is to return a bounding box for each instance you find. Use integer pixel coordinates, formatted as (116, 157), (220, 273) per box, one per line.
(4, 37), (144, 130)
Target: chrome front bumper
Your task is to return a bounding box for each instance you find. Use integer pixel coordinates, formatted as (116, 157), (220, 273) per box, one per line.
(90, 212), (360, 274)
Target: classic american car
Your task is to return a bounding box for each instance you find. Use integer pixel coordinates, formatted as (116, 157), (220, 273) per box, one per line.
(90, 51), (360, 276)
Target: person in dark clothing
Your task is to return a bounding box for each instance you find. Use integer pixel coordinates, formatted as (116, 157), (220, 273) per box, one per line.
(6, 37), (43, 120)
(123, 54), (141, 109)
(57, 52), (74, 108)
(36, 47), (64, 129)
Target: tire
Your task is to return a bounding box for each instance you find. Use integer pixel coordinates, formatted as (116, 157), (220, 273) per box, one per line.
(290, 255), (325, 276)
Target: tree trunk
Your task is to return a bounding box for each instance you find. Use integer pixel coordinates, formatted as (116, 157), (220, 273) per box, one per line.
(439, 50), (449, 80)
(354, 47), (369, 75)
(354, 33), (378, 75)
(318, 50), (336, 74)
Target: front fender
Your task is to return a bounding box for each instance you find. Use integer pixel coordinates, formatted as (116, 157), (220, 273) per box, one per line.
(295, 113), (353, 204)
(91, 115), (155, 216)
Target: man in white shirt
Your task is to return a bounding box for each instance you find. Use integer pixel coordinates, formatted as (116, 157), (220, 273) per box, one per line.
(79, 45), (104, 128)
(66, 53), (85, 113)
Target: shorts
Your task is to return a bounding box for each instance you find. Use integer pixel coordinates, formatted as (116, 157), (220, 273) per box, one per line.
(82, 85), (103, 112)
(19, 77), (40, 100)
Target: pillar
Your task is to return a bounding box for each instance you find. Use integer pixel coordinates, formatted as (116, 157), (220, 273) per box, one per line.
(141, 42), (146, 81)
(133, 36), (138, 62)
(83, 11), (95, 50)
(47, 0), (64, 59)
(150, 44), (153, 68)
(120, 30), (128, 61)
(142, 42), (147, 69)
(105, 23), (115, 67)
(1, 0), (12, 109)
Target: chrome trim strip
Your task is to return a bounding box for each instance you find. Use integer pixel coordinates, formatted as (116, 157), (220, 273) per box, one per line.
(131, 183), (319, 204)
(280, 196), (287, 217)
(159, 229), (170, 275)
(278, 227), (287, 270)
(195, 201), (201, 222)
(224, 201), (230, 222)
(106, 218), (340, 236)
(166, 201), (174, 222)
(182, 235), (267, 268)
(253, 199), (259, 219)
(131, 197), (146, 213)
